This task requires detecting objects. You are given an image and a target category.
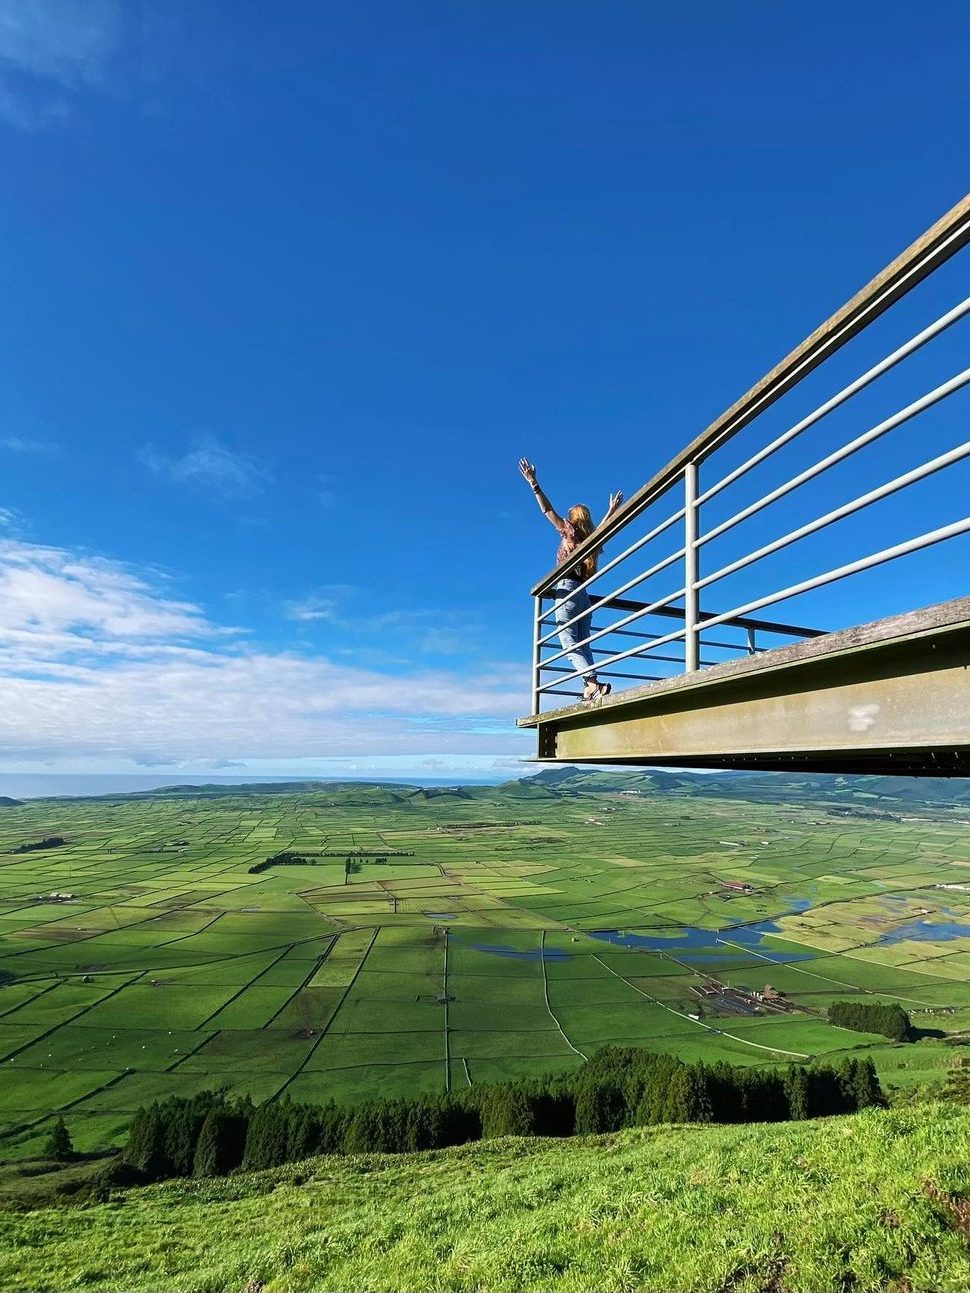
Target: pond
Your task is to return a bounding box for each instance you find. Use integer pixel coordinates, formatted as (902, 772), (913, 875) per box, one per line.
(879, 918), (970, 943)
(589, 897), (817, 964)
(465, 941), (572, 961)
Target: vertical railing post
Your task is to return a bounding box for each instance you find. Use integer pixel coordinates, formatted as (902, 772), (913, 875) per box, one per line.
(531, 594), (542, 713)
(746, 626), (757, 655)
(684, 463), (699, 671)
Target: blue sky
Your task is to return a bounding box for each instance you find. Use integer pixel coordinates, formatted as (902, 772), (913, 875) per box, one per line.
(1, 1), (968, 779)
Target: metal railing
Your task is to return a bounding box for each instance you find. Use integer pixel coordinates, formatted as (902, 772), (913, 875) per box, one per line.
(528, 193), (970, 713)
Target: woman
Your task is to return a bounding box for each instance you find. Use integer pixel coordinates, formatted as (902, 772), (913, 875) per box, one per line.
(519, 458), (624, 703)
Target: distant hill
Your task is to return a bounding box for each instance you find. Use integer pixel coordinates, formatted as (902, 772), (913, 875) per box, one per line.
(50, 768), (970, 813)
(520, 766), (970, 811)
(0, 797), (22, 808)
(89, 780), (418, 803)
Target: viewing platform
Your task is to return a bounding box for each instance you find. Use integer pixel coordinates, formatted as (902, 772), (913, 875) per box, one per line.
(519, 194), (970, 775)
(518, 595), (970, 774)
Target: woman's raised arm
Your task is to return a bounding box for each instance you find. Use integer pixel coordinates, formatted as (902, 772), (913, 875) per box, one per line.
(599, 490), (624, 528)
(518, 458), (564, 531)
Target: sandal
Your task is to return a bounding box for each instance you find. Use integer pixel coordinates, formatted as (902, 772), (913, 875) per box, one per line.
(583, 680), (612, 704)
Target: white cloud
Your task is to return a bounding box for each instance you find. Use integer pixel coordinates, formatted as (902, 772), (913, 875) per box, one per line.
(140, 436), (271, 499)
(286, 587), (477, 656)
(418, 627), (465, 655)
(0, 0), (118, 83)
(1, 435), (57, 453)
(286, 593), (340, 623)
(0, 540), (215, 663)
(0, 0), (120, 129)
(0, 538), (529, 764)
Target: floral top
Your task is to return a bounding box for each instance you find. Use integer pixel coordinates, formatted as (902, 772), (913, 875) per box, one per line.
(556, 518), (600, 581)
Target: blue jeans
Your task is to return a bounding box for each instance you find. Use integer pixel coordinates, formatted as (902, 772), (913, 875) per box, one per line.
(553, 578), (596, 682)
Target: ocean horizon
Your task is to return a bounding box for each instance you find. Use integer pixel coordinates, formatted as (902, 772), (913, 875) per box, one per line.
(0, 772), (526, 801)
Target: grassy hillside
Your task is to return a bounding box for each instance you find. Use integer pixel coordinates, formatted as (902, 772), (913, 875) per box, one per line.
(3, 1103), (970, 1292)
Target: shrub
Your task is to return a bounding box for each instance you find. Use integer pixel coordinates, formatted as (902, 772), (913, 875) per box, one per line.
(43, 1115), (73, 1162)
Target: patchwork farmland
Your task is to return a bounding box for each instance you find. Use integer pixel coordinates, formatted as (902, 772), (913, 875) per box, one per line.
(3, 774), (970, 1157)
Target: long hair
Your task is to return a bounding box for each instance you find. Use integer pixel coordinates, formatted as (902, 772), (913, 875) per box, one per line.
(565, 504), (599, 581)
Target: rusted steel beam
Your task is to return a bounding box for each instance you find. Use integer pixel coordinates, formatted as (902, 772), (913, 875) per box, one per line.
(524, 597), (970, 776)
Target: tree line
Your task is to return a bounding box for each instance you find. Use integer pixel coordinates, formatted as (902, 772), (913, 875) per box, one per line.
(119, 1047), (884, 1184)
(10, 836), (65, 854)
(249, 849), (413, 874)
(827, 1000), (913, 1041)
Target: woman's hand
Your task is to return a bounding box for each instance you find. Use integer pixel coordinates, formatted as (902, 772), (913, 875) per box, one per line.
(608, 490), (624, 514)
(519, 458), (538, 486)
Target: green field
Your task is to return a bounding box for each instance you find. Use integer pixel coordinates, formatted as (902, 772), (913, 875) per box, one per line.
(3, 1103), (970, 1292)
(3, 773), (970, 1157)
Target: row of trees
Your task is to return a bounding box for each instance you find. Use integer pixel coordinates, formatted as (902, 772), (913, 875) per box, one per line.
(11, 835), (65, 854)
(122, 1047), (884, 1184)
(248, 851), (310, 874)
(828, 1000), (913, 1041)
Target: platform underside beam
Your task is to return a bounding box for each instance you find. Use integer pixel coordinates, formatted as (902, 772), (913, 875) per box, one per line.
(519, 597), (970, 777)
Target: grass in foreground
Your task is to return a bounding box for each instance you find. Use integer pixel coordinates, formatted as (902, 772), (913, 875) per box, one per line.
(3, 1103), (970, 1292)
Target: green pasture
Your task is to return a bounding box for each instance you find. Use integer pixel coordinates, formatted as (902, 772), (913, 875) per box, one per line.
(7, 1105), (970, 1293)
(2, 784), (970, 1156)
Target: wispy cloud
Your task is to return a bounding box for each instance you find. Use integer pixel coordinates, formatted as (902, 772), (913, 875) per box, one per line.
(418, 627), (465, 655)
(0, 538), (527, 764)
(140, 436), (272, 500)
(0, 0), (121, 130)
(285, 587), (475, 656)
(1, 435), (57, 453)
(286, 593), (341, 623)
(0, 506), (24, 531)
(0, 539), (219, 664)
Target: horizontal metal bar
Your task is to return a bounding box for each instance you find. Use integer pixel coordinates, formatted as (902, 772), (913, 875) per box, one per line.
(699, 438), (970, 592)
(598, 596), (825, 639)
(698, 294), (970, 506)
(532, 479), (685, 599)
(531, 193), (970, 596)
(541, 617), (685, 644)
(537, 621), (689, 692)
(539, 605), (819, 660)
(540, 664), (667, 683)
(540, 625), (658, 644)
(589, 649), (688, 666)
(542, 687), (585, 700)
(697, 367), (970, 551)
(699, 516), (970, 633)
(535, 544), (685, 649)
(538, 505), (686, 619)
(543, 627), (743, 656)
(599, 629), (746, 651)
(590, 625), (668, 643)
(597, 651), (728, 667)
(538, 586), (686, 671)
